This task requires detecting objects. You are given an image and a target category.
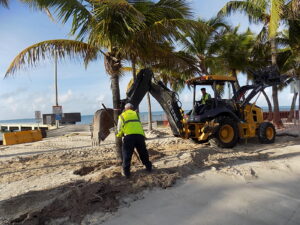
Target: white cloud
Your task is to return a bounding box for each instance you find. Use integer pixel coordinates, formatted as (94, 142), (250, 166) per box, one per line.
(34, 96), (46, 104)
(96, 94), (105, 103)
(60, 89), (73, 103)
(4, 97), (15, 105)
(0, 87), (28, 99)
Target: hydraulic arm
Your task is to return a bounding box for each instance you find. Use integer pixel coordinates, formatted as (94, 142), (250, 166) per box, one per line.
(123, 69), (184, 136)
(233, 66), (291, 107)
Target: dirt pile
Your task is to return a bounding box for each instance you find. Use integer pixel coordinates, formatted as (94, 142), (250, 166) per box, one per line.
(145, 129), (169, 139)
(4, 169), (181, 225)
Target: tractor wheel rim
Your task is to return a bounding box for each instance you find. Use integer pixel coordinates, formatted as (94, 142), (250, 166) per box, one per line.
(219, 124), (234, 143)
(266, 127), (274, 140)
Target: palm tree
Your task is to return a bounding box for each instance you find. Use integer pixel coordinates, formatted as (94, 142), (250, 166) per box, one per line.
(121, 0), (196, 78)
(5, 1), (147, 161)
(278, 20), (300, 121)
(182, 17), (229, 76)
(5, 0), (197, 161)
(282, 1), (300, 121)
(119, 1), (198, 130)
(209, 27), (255, 89)
(218, 0), (289, 127)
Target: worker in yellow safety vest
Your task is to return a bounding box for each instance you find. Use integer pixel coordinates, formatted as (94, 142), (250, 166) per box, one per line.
(116, 103), (152, 178)
(200, 88), (211, 104)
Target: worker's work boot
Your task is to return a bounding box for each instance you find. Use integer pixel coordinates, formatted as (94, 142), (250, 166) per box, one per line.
(121, 169), (131, 179)
(145, 162), (152, 173)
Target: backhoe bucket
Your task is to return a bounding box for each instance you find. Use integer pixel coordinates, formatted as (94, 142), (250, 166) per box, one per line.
(91, 109), (114, 146)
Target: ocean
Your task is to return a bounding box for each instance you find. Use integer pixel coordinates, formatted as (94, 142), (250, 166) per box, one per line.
(0, 107), (296, 141)
(0, 107), (294, 125)
(0, 111), (166, 126)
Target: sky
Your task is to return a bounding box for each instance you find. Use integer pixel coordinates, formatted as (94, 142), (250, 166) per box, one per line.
(0, 0), (293, 120)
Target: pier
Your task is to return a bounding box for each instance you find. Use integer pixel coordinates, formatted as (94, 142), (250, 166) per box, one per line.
(0, 124), (49, 132)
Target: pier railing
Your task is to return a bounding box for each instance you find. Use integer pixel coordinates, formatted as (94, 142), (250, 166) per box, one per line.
(0, 123), (49, 132)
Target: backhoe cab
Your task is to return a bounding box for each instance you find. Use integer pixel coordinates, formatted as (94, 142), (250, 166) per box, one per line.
(184, 75), (274, 148)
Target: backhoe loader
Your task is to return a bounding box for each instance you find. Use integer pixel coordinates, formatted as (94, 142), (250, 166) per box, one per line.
(92, 66), (289, 148)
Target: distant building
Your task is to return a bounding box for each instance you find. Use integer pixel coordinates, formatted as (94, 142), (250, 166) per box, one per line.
(43, 113), (81, 125)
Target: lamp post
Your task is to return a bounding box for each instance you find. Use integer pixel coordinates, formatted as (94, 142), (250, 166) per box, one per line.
(53, 52), (62, 128)
(54, 51), (59, 107)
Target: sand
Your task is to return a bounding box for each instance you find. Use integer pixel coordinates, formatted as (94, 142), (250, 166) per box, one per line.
(0, 125), (299, 225)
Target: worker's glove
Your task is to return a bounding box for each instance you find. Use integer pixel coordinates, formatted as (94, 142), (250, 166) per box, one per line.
(116, 131), (123, 138)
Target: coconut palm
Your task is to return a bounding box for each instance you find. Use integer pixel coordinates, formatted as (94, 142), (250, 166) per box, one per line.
(117, 1), (198, 130)
(5, 0), (197, 160)
(5, 0), (147, 160)
(280, 1), (300, 121)
(248, 36), (275, 119)
(218, 0), (290, 127)
(209, 27), (255, 89)
(120, 0), (196, 80)
(278, 20), (300, 121)
(182, 17), (229, 75)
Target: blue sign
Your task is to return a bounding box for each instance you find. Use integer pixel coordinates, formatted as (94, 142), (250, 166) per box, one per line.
(55, 114), (62, 121)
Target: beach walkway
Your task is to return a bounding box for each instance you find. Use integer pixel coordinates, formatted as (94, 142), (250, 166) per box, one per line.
(103, 151), (300, 225)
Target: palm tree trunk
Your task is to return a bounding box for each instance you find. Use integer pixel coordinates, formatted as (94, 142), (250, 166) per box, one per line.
(132, 57), (137, 81)
(104, 51), (123, 162)
(271, 38), (283, 128)
(232, 69), (241, 90)
(198, 54), (208, 75)
(287, 92), (298, 122)
(111, 74), (123, 162)
(262, 89), (273, 121)
(147, 92), (153, 131)
(131, 58), (139, 112)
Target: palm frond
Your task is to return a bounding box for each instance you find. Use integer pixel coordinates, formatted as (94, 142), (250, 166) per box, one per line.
(217, 0), (267, 24)
(121, 67), (133, 72)
(20, 0), (94, 39)
(5, 39), (98, 77)
(208, 26), (255, 75)
(288, 19), (300, 48)
(142, 18), (202, 45)
(269, 0), (284, 38)
(154, 0), (193, 19)
(207, 16), (230, 31)
(150, 50), (200, 90)
(284, 0), (300, 20)
(0, 0), (9, 8)
(134, 0), (191, 26)
(255, 23), (268, 43)
(277, 48), (292, 71)
(88, 0), (145, 48)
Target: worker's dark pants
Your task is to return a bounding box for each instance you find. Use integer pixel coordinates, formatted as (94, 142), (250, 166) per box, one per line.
(122, 134), (152, 176)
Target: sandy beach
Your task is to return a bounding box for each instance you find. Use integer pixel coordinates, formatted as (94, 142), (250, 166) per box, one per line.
(0, 125), (300, 225)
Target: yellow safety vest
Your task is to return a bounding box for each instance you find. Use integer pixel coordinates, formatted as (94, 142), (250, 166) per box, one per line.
(116, 110), (145, 137)
(201, 93), (211, 104)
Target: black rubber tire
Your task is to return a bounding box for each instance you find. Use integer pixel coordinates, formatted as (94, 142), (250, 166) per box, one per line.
(257, 122), (276, 144)
(209, 117), (239, 148)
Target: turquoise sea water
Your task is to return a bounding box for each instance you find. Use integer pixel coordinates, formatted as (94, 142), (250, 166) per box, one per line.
(0, 107), (296, 141)
(0, 107), (296, 125)
(0, 111), (166, 125)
